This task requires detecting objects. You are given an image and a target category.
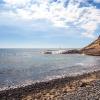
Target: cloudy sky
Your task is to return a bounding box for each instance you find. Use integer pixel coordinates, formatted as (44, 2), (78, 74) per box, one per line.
(0, 0), (100, 48)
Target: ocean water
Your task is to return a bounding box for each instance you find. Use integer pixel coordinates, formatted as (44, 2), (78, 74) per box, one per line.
(0, 49), (100, 89)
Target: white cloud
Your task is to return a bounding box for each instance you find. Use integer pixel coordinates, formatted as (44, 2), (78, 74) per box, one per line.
(16, 9), (32, 20)
(1, 0), (100, 38)
(3, 0), (31, 6)
(77, 7), (100, 38)
(81, 21), (97, 30)
(81, 32), (96, 39)
(94, 0), (100, 3)
(80, 21), (97, 39)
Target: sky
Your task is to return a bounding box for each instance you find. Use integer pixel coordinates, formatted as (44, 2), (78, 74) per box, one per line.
(0, 0), (100, 48)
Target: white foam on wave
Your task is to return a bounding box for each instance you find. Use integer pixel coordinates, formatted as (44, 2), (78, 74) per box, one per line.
(43, 50), (67, 54)
(44, 74), (66, 81)
(0, 79), (38, 92)
(52, 50), (67, 54)
(75, 63), (84, 66)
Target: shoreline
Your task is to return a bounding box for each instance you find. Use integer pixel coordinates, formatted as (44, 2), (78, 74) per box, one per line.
(0, 70), (100, 100)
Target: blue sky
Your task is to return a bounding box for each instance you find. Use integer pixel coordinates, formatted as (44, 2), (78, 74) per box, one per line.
(0, 0), (100, 48)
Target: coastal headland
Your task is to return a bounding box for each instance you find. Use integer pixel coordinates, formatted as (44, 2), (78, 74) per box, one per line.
(44, 35), (100, 56)
(80, 35), (100, 56)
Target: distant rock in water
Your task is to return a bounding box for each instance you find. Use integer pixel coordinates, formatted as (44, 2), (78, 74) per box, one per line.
(44, 51), (52, 54)
(44, 50), (64, 54)
(44, 49), (80, 54)
(61, 49), (80, 54)
(81, 35), (100, 56)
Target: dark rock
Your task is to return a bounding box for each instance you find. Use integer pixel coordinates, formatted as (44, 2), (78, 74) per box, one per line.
(61, 49), (80, 54)
(44, 51), (52, 54)
(44, 49), (80, 54)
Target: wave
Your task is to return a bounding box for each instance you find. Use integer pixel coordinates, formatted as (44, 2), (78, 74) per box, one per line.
(0, 68), (100, 92)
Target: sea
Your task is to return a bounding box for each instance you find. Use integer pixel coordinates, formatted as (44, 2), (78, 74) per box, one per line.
(0, 48), (100, 90)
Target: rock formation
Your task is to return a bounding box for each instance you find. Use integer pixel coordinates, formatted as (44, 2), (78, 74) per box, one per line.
(44, 49), (80, 54)
(81, 35), (100, 56)
(44, 35), (100, 56)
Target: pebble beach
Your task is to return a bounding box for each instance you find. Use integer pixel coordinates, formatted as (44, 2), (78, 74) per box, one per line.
(0, 70), (100, 100)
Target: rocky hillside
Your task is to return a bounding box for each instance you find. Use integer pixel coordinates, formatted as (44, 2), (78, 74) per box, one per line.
(81, 35), (100, 56)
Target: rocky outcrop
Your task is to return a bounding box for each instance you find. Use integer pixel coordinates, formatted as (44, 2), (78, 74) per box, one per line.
(81, 35), (100, 56)
(44, 49), (80, 54)
(44, 51), (52, 54)
(44, 35), (100, 56)
(61, 49), (80, 54)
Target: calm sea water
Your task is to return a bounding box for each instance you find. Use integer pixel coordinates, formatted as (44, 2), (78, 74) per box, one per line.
(0, 49), (100, 89)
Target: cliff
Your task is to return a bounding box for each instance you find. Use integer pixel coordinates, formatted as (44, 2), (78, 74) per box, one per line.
(81, 35), (100, 56)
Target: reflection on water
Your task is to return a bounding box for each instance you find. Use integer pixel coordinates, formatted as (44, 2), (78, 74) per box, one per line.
(0, 49), (100, 89)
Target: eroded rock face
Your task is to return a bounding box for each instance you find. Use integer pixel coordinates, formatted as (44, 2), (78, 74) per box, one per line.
(81, 35), (100, 56)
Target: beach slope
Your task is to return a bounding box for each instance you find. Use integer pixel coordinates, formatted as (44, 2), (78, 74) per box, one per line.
(0, 70), (100, 100)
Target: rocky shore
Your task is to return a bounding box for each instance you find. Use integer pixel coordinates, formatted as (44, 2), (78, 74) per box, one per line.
(44, 35), (100, 56)
(44, 49), (80, 54)
(0, 70), (100, 100)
